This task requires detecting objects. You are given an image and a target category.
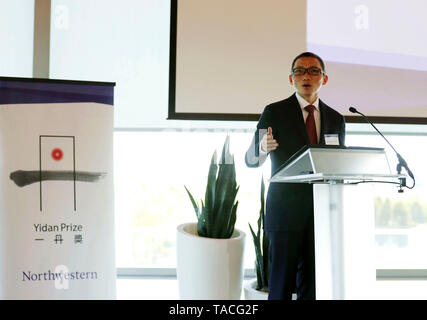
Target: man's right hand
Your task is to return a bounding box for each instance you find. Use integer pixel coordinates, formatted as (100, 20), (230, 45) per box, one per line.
(261, 127), (279, 153)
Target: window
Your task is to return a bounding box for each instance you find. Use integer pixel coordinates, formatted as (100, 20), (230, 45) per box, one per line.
(0, 0), (34, 77)
(346, 128), (427, 270)
(114, 129), (270, 269)
(113, 125), (427, 273)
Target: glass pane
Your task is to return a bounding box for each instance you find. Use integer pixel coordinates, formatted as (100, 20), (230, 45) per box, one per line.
(115, 130), (427, 271)
(114, 130), (270, 269)
(346, 133), (427, 269)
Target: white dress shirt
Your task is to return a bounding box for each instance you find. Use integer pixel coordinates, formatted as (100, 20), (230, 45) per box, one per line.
(295, 92), (321, 143)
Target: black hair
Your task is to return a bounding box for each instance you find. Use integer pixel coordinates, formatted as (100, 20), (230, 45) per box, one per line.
(291, 52), (326, 72)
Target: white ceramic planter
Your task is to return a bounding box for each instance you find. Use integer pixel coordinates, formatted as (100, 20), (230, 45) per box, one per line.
(176, 222), (246, 300)
(244, 279), (297, 300)
(244, 279), (269, 300)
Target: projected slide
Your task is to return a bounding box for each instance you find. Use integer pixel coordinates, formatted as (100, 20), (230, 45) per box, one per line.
(170, 0), (427, 122)
(171, 0), (307, 118)
(307, 0), (427, 118)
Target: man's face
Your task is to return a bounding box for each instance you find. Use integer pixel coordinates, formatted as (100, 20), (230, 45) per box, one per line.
(289, 57), (328, 103)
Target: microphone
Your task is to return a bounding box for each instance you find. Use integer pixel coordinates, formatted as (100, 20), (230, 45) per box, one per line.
(349, 107), (415, 190)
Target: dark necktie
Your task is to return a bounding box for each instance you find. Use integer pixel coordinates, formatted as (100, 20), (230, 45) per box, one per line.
(305, 105), (317, 144)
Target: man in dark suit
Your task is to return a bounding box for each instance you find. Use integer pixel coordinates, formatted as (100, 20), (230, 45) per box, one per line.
(245, 52), (346, 300)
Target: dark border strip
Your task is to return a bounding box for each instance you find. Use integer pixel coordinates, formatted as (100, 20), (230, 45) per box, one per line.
(168, 112), (427, 125)
(167, 112), (260, 121)
(0, 76), (115, 87)
(168, 0), (177, 123)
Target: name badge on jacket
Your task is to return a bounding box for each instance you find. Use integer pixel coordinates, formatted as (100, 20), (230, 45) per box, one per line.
(324, 134), (339, 145)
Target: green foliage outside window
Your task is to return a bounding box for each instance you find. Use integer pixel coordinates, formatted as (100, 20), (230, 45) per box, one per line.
(375, 197), (427, 228)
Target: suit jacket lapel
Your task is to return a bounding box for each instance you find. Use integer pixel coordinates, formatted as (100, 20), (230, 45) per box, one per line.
(319, 99), (328, 145)
(288, 94), (310, 144)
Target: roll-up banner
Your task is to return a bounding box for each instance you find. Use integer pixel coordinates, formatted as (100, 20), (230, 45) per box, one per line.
(0, 77), (116, 299)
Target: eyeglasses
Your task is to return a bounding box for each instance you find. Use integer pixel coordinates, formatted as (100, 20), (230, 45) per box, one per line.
(291, 67), (324, 76)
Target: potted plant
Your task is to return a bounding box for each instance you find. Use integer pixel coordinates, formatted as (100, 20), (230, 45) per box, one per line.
(176, 136), (246, 299)
(245, 177), (270, 300)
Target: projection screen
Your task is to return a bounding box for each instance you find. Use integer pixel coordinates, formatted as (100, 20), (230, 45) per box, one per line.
(170, 0), (427, 123)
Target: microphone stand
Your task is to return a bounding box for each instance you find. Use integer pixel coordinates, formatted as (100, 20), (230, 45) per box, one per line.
(349, 107), (415, 192)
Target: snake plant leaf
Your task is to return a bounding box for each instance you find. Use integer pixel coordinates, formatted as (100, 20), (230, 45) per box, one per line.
(249, 222), (263, 290)
(204, 151), (218, 236)
(220, 135), (231, 165)
(213, 151), (237, 238)
(256, 201), (266, 289)
(198, 200), (208, 236)
(223, 188), (239, 237)
(260, 177), (265, 228)
(248, 177), (270, 292)
(260, 177), (269, 290)
(184, 186), (200, 218)
(225, 200), (238, 238)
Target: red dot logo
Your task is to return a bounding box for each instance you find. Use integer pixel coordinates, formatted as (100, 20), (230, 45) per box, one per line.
(51, 148), (64, 161)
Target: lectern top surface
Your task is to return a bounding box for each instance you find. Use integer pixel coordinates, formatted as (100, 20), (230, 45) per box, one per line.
(272, 145), (385, 178)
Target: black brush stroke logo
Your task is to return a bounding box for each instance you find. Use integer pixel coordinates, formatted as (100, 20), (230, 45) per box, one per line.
(9, 170), (106, 187)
